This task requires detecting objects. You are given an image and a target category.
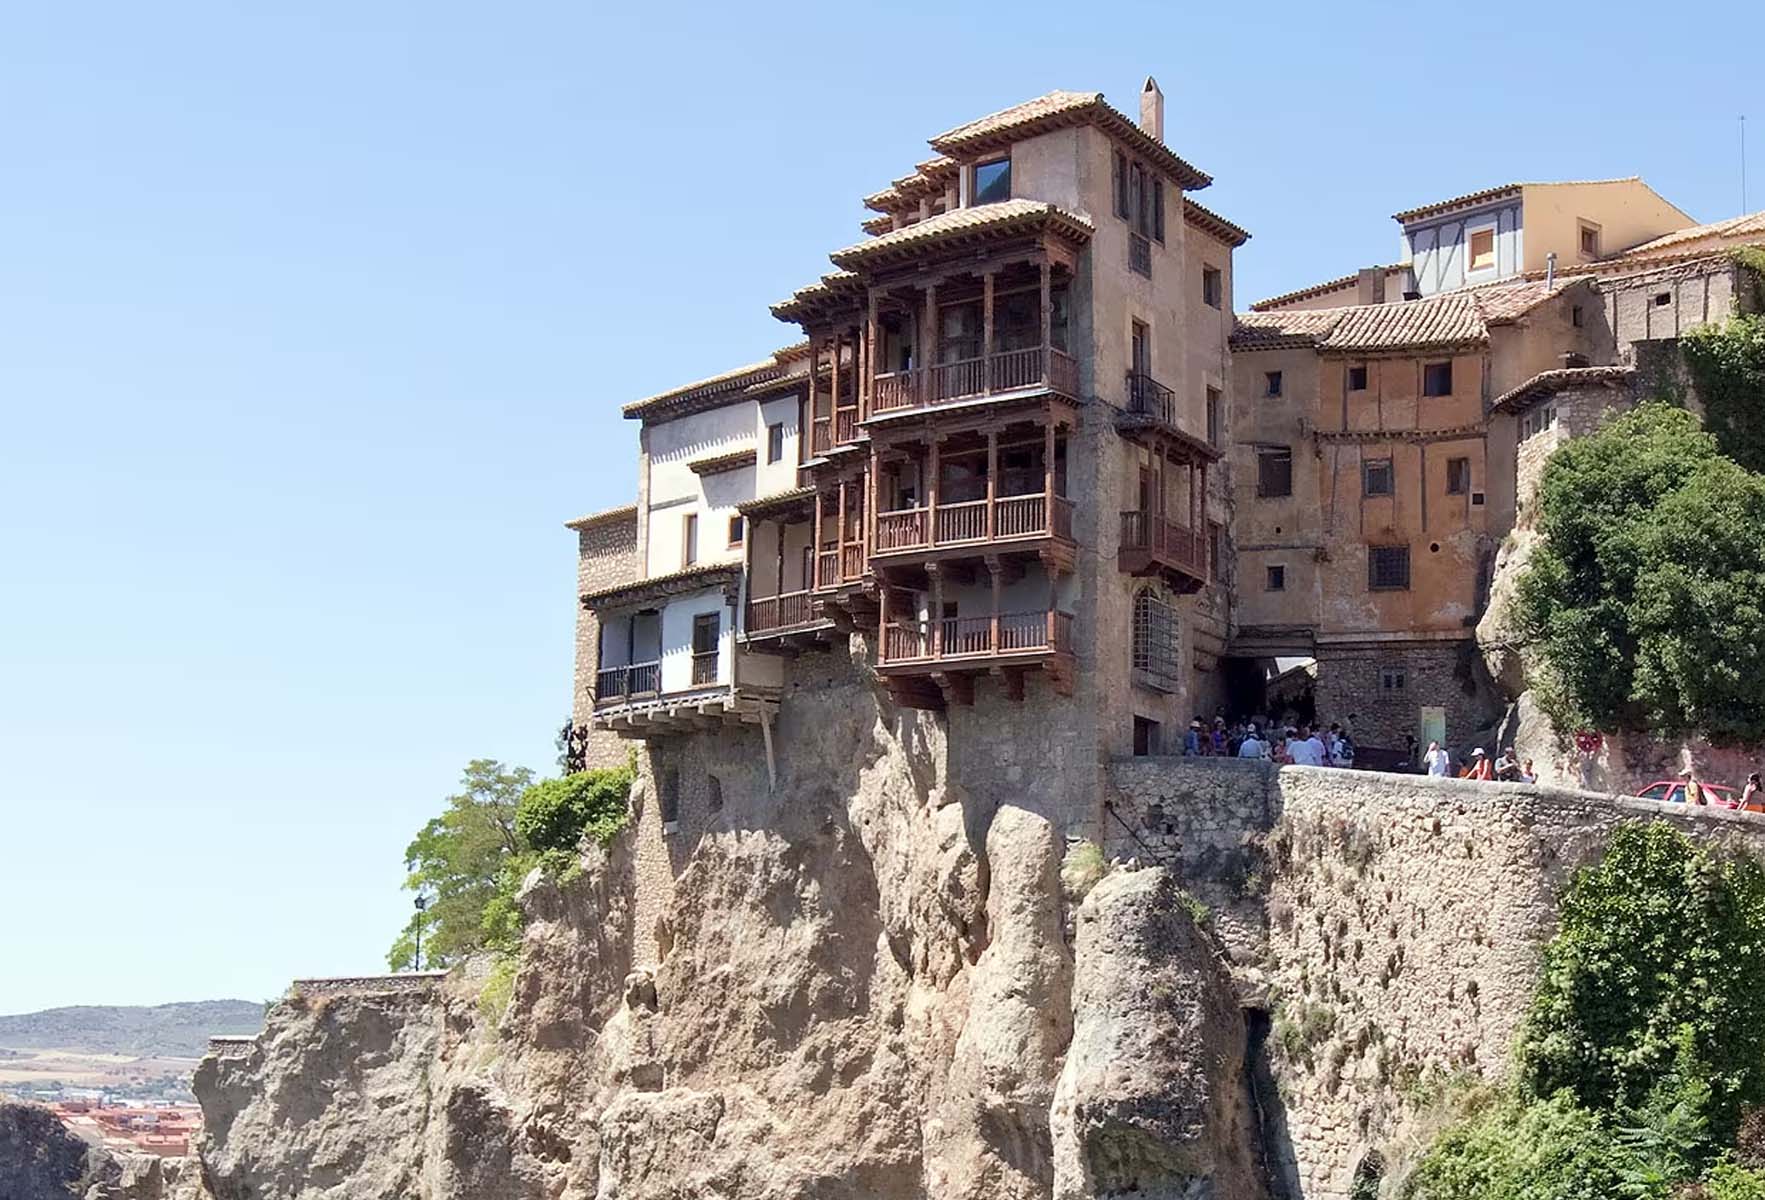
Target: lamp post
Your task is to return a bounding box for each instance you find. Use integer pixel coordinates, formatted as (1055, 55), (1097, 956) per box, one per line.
(413, 895), (429, 971)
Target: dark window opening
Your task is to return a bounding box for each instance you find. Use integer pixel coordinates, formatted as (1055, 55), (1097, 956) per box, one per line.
(1133, 716), (1160, 757)
(1202, 266), (1223, 309)
(1654, 292), (1672, 307)
(1112, 149), (1130, 219)
(1151, 179), (1165, 243)
(1257, 447), (1293, 498)
(1363, 458), (1394, 497)
(1369, 545), (1411, 591)
(1265, 370), (1283, 397)
(1206, 386), (1221, 445)
(1446, 457), (1471, 495)
(1381, 668), (1406, 692)
(706, 775), (723, 813)
(972, 157), (1011, 205)
(766, 422), (785, 463)
(1471, 491), (1486, 507)
(1580, 225), (1600, 256)
(1571, 304), (1585, 328)
(660, 768), (681, 827)
(1423, 361), (1453, 396)
(1266, 564), (1286, 591)
(1348, 364), (1368, 391)
(727, 515), (744, 546)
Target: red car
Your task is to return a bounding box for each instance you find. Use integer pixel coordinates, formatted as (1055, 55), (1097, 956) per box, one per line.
(1636, 779), (1743, 808)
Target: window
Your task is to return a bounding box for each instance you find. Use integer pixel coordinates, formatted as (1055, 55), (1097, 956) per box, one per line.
(1131, 589), (1181, 692)
(1152, 178), (1166, 244)
(1206, 386), (1221, 445)
(1468, 227), (1496, 272)
(1266, 564), (1286, 591)
(766, 422), (785, 464)
(1446, 457), (1471, 495)
(1202, 266), (1223, 309)
(1130, 320), (1150, 377)
(691, 612), (720, 685)
(1257, 446), (1293, 498)
(972, 157), (1011, 205)
(1520, 405), (1559, 441)
(1654, 292), (1672, 307)
(1363, 458), (1394, 497)
(1348, 364), (1368, 391)
(727, 515), (744, 547)
(660, 767), (680, 830)
(1133, 716), (1160, 757)
(1265, 370), (1283, 398)
(1571, 304), (1584, 329)
(1579, 222), (1600, 257)
(682, 513), (699, 566)
(1112, 150), (1130, 219)
(1381, 668), (1406, 692)
(1368, 545), (1411, 591)
(1130, 163), (1147, 235)
(1423, 361), (1453, 396)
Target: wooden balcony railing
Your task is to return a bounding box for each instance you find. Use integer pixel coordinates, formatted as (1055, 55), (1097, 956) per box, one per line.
(841, 543), (865, 579)
(746, 590), (815, 635)
(595, 661), (661, 705)
(875, 493), (1072, 556)
(870, 346), (1079, 413)
(1125, 371), (1178, 426)
(834, 407), (857, 445)
(690, 651), (719, 687)
(1119, 511), (1209, 578)
(879, 608), (1075, 665)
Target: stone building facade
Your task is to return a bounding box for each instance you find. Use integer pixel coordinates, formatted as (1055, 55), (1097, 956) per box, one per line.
(567, 504), (640, 770)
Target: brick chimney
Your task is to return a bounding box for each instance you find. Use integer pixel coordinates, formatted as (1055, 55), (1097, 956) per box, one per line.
(1356, 267), (1387, 305)
(1139, 76), (1164, 143)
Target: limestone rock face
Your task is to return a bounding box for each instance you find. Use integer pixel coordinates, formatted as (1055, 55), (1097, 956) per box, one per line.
(0, 1101), (208, 1200)
(1477, 526), (1539, 701)
(1051, 868), (1267, 1200)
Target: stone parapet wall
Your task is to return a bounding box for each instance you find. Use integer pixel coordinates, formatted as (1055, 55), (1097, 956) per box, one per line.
(289, 971), (448, 999)
(1105, 757), (1765, 1198)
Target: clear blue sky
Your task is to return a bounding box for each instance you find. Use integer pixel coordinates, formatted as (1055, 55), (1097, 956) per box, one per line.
(1, 1), (1759, 1013)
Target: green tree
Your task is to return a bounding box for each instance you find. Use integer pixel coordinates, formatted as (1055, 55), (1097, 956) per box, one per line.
(1517, 822), (1765, 1148)
(1517, 403), (1765, 742)
(387, 759), (534, 971)
(516, 767), (635, 854)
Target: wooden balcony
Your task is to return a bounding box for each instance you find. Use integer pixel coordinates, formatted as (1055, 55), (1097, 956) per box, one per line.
(876, 607), (1075, 707)
(871, 346), (1078, 415)
(872, 493), (1074, 567)
(743, 589), (836, 653)
(1118, 511), (1210, 593)
(595, 661), (661, 706)
(810, 406), (862, 456)
(814, 542), (868, 591)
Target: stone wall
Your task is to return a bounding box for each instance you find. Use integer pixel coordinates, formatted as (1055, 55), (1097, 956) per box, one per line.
(572, 507), (640, 770)
(1104, 757), (1765, 1199)
(1313, 639), (1488, 754)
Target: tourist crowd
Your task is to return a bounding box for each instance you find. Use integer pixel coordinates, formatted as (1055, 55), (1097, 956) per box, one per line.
(1182, 716), (1357, 767)
(1417, 740), (1537, 783)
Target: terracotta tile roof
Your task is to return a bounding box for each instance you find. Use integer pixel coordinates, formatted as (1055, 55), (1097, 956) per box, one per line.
(1183, 198), (1250, 247)
(1232, 278), (1573, 354)
(623, 344), (813, 421)
(688, 448), (757, 476)
(1615, 209), (1765, 259)
(563, 503), (638, 531)
(1250, 264), (1409, 312)
(1391, 178), (1647, 225)
(770, 270), (866, 322)
(1230, 309), (1346, 351)
(1490, 365), (1636, 415)
(828, 200), (1094, 271)
(929, 89), (1211, 191)
(1391, 183), (1523, 224)
(736, 486), (817, 519)
(861, 213), (893, 236)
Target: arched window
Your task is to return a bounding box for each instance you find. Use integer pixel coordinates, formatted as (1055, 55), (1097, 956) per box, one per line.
(1132, 588), (1180, 693)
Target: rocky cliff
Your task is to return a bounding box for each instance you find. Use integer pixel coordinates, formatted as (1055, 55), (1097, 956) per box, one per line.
(0, 1100), (201, 1200)
(181, 658), (1765, 1200)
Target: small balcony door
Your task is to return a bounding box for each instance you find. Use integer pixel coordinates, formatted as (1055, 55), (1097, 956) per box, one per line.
(1131, 320), (1151, 378)
(690, 612), (720, 687)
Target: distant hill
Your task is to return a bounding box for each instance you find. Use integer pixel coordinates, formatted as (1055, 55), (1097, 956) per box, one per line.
(0, 1001), (263, 1058)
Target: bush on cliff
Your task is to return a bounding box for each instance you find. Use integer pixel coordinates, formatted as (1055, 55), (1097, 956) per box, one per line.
(1516, 403), (1765, 744)
(515, 766), (635, 855)
(1683, 313), (1765, 475)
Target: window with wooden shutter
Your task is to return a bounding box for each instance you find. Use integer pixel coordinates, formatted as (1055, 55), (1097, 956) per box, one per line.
(1256, 447), (1292, 498)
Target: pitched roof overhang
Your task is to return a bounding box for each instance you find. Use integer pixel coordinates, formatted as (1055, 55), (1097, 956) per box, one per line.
(929, 90), (1211, 190)
(1490, 365), (1636, 416)
(827, 200), (1094, 273)
(581, 563), (742, 612)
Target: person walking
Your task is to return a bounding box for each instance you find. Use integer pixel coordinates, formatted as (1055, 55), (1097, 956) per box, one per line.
(1424, 740), (1451, 777)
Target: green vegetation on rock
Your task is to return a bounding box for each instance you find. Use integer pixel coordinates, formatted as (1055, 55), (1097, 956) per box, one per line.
(1517, 403), (1765, 743)
(388, 760), (633, 970)
(1683, 314), (1765, 474)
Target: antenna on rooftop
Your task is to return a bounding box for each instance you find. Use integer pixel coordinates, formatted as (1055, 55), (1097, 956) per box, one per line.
(1742, 115), (1749, 214)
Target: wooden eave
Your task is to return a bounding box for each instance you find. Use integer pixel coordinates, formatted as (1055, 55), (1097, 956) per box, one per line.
(1312, 423), (1486, 445)
(929, 94), (1211, 190)
(688, 448), (758, 476)
(1113, 412), (1224, 462)
(736, 486), (816, 520)
(582, 564), (742, 612)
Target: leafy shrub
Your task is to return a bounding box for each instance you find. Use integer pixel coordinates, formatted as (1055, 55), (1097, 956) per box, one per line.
(478, 955), (517, 1028)
(1517, 403), (1765, 743)
(1706, 1160), (1765, 1200)
(1401, 1094), (1633, 1200)
(1683, 315), (1765, 474)
(1060, 840), (1107, 900)
(515, 766), (634, 855)
(1517, 823), (1765, 1147)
